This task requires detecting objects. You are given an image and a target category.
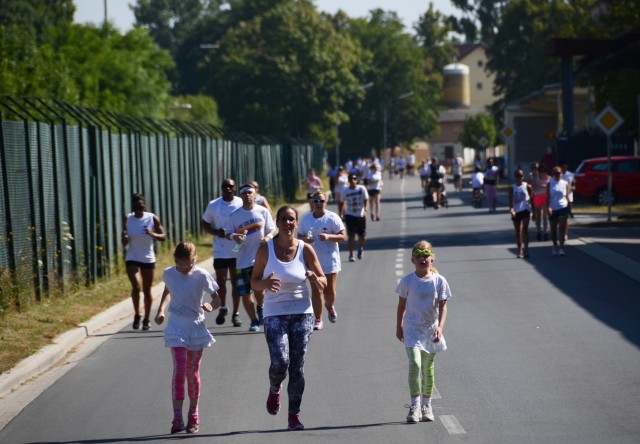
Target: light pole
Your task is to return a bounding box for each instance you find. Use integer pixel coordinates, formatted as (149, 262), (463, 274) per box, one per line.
(335, 82), (374, 167)
(383, 91), (414, 152)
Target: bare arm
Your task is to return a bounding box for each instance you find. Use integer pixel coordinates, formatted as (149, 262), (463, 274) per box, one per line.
(434, 300), (448, 342)
(155, 286), (171, 324)
(250, 243), (281, 292)
(303, 244), (327, 292)
(201, 219), (225, 237)
(318, 229), (345, 243)
(122, 217), (129, 247)
(396, 297), (407, 342)
(148, 215), (167, 242)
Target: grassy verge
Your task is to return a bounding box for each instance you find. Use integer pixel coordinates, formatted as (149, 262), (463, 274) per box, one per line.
(0, 176), (329, 375)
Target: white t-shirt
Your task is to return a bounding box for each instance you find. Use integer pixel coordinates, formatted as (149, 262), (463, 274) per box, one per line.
(365, 170), (383, 191)
(224, 206), (275, 269)
(201, 196), (243, 259)
(334, 174), (348, 196)
(471, 172), (484, 188)
(342, 185), (369, 217)
(262, 240), (313, 317)
(297, 211), (345, 274)
(125, 212), (156, 263)
(396, 272), (452, 352)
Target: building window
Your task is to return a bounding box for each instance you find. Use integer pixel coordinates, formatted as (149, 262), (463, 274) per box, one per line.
(477, 82), (483, 90)
(478, 60), (484, 67)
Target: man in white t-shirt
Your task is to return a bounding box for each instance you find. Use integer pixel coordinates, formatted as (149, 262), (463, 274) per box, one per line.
(342, 174), (369, 262)
(201, 179), (243, 327)
(224, 184), (276, 332)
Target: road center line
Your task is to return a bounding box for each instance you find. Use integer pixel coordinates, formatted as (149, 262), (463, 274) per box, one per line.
(439, 415), (466, 434)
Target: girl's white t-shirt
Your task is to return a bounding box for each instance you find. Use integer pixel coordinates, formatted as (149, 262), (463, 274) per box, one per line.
(163, 266), (220, 320)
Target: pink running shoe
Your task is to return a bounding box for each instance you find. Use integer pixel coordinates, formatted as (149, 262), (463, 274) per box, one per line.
(327, 307), (337, 323)
(171, 417), (185, 434)
(186, 413), (199, 434)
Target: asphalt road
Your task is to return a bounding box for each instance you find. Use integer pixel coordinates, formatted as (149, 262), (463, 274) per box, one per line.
(1, 175), (639, 444)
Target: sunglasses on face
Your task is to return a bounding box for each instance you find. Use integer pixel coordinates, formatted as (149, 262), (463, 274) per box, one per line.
(313, 199), (326, 204)
(412, 249), (433, 258)
(222, 184), (235, 190)
(348, 177), (357, 181)
(278, 216), (296, 222)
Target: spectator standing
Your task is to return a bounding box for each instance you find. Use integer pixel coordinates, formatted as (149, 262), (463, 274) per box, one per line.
(201, 179), (244, 327)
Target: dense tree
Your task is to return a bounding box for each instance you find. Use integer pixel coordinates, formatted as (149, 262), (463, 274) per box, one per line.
(0, 0), (74, 39)
(207, 0), (362, 139)
(414, 2), (456, 76)
(339, 9), (441, 156)
(165, 95), (223, 126)
(458, 112), (496, 152)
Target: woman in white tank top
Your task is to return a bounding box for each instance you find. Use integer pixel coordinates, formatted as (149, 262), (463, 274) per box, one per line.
(251, 206), (326, 431)
(508, 170), (533, 258)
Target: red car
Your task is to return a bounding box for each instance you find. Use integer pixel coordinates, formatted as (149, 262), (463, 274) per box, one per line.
(574, 156), (640, 205)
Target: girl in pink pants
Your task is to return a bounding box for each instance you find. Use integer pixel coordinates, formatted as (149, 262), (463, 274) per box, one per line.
(155, 241), (221, 434)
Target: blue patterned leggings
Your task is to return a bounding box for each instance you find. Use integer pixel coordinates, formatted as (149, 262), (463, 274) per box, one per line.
(264, 313), (314, 414)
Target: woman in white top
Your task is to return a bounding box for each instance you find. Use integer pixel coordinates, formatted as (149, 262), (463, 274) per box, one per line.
(508, 170), (533, 258)
(365, 163), (384, 221)
(251, 206), (326, 431)
(547, 167), (570, 256)
(332, 166), (348, 218)
(297, 192), (346, 330)
(122, 193), (166, 330)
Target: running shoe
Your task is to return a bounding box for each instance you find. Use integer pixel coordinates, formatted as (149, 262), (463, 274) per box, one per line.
(523, 250), (530, 258)
(232, 313), (243, 327)
(132, 314), (141, 330)
(421, 404), (434, 422)
(348, 255), (355, 262)
(171, 417), (185, 434)
(406, 404), (420, 424)
(552, 246), (559, 256)
(257, 305), (264, 326)
(288, 414), (305, 430)
(249, 320), (260, 332)
(215, 307), (228, 325)
(328, 307), (338, 323)
(142, 319), (151, 331)
(313, 319), (323, 330)
(357, 248), (363, 260)
(186, 413), (199, 434)
(266, 388), (281, 415)
(558, 248), (565, 257)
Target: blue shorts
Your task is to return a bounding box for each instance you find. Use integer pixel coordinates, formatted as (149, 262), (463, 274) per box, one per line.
(236, 266), (254, 296)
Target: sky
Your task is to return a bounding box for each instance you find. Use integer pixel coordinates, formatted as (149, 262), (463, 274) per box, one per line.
(73, 0), (459, 33)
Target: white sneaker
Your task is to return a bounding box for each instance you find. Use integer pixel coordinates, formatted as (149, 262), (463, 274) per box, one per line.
(406, 404), (420, 424)
(552, 246), (558, 256)
(558, 248), (565, 256)
(421, 404), (435, 422)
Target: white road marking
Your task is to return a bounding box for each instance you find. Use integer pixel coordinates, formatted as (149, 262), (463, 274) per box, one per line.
(396, 271), (404, 276)
(440, 415), (466, 434)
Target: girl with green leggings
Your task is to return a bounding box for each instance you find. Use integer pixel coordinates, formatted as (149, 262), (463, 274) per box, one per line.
(396, 240), (451, 424)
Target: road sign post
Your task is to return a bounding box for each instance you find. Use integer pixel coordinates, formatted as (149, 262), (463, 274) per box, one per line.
(594, 105), (624, 221)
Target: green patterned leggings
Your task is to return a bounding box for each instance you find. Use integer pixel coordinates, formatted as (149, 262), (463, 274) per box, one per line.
(406, 347), (436, 397)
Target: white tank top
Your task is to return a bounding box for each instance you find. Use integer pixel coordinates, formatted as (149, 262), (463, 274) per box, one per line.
(512, 183), (531, 213)
(262, 239), (312, 317)
(125, 212), (156, 263)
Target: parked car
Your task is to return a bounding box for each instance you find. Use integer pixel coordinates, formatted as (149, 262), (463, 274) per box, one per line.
(574, 156), (640, 205)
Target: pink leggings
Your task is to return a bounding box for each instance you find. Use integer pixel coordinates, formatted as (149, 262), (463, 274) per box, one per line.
(171, 347), (204, 401)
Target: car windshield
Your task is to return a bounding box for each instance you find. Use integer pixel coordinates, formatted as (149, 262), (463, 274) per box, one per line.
(575, 162), (586, 173)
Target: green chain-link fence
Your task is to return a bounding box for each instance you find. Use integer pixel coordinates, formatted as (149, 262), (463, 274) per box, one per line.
(0, 96), (325, 308)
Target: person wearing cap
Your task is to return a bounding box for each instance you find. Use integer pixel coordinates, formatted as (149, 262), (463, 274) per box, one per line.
(365, 163), (383, 221)
(224, 183), (276, 331)
(297, 191), (345, 330)
(201, 179), (244, 327)
(342, 174), (369, 262)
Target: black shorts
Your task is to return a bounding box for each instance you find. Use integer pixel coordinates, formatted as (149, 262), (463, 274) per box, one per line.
(453, 174), (461, 181)
(344, 215), (366, 236)
(213, 257), (236, 270)
(549, 207), (570, 222)
(126, 260), (155, 270)
(511, 210), (530, 222)
(368, 189), (380, 197)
